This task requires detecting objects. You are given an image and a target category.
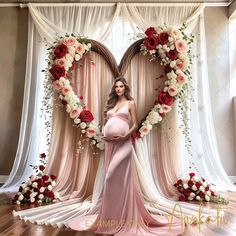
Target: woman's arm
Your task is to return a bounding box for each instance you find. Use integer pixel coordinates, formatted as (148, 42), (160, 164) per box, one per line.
(124, 100), (138, 138)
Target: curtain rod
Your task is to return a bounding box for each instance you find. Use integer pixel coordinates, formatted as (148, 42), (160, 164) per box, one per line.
(0, 2), (231, 8)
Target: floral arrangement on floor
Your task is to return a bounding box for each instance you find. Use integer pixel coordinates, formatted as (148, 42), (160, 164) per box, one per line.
(13, 153), (59, 205)
(43, 34), (104, 150)
(132, 23), (194, 146)
(174, 173), (229, 205)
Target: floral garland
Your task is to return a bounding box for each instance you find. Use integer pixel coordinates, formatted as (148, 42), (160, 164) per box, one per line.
(133, 24), (194, 141)
(174, 173), (229, 205)
(13, 153), (59, 205)
(44, 34), (104, 150)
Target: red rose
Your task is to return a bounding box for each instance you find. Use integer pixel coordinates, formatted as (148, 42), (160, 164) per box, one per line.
(54, 44), (68, 59)
(166, 50), (178, 61)
(14, 194), (19, 201)
(50, 174), (57, 180)
(177, 179), (182, 185)
(40, 153), (46, 158)
(205, 185), (209, 191)
(79, 109), (94, 122)
(39, 165), (45, 171)
(174, 183), (178, 187)
(189, 173), (195, 178)
(42, 175), (49, 181)
(183, 188), (191, 197)
(79, 96), (84, 100)
(188, 180), (194, 187)
(61, 100), (67, 105)
(36, 178), (45, 188)
(164, 65), (172, 74)
(18, 186), (23, 192)
(158, 32), (169, 45)
(24, 190), (31, 198)
(201, 177), (205, 182)
(199, 191), (205, 198)
(158, 92), (175, 106)
(49, 65), (66, 80)
(145, 27), (156, 37)
(211, 191), (216, 196)
(195, 182), (202, 189)
(144, 36), (159, 50)
(179, 194), (186, 201)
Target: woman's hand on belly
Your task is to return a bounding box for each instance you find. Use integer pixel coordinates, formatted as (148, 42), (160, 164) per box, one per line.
(102, 134), (130, 143)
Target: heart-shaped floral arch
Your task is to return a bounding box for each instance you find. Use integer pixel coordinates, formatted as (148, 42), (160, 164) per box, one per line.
(44, 24), (193, 151)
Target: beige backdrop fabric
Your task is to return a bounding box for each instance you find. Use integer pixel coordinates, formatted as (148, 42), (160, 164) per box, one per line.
(45, 49), (182, 201)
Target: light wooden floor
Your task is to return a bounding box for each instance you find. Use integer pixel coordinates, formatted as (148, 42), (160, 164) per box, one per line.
(0, 193), (236, 236)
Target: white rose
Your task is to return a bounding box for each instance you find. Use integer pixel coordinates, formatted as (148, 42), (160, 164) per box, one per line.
(38, 194), (44, 200)
(40, 187), (45, 193)
(30, 198), (35, 203)
(147, 111), (162, 125)
(167, 70), (177, 80)
(80, 122), (86, 129)
(199, 186), (205, 192)
(183, 184), (188, 189)
(54, 192), (60, 199)
(157, 44), (162, 49)
(66, 104), (72, 113)
(187, 197), (193, 201)
(87, 43), (92, 48)
(191, 185), (197, 191)
(196, 196), (201, 201)
(38, 200), (42, 204)
(168, 36), (173, 42)
(170, 61), (176, 68)
(205, 195), (210, 202)
(96, 142), (104, 150)
(81, 129), (86, 133)
(92, 140), (96, 145)
(206, 190), (211, 196)
(65, 53), (73, 63)
(16, 200), (21, 205)
(30, 175), (37, 181)
(190, 192), (195, 198)
(30, 192), (37, 198)
(32, 182), (38, 188)
(202, 182), (207, 187)
(192, 176), (198, 182)
(51, 181), (56, 187)
(18, 194), (24, 201)
(170, 45), (175, 50)
(75, 54), (81, 61)
(47, 185), (53, 191)
(68, 46), (76, 56)
(74, 118), (81, 124)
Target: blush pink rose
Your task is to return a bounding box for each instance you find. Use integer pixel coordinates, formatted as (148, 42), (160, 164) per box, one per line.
(175, 39), (189, 53)
(175, 60), (185, 70)
(162, 104), (172, 113)
(55, 59), (67, 67)
(168, 85), (178, 97)
(52, 80), (63, 91)
(70, 108), (81, 119)
(61, 86), (72, 96)
(63, 37), (77, 46)
(86, 126), (97, 138)
(177, 72), (188, 85)
(139, 125), (150, 137)
(170, 29), (181, 39)
(76, 43), (85, 55)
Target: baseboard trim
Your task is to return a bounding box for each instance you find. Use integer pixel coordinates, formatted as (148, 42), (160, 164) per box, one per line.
(0, 175), (8, 184)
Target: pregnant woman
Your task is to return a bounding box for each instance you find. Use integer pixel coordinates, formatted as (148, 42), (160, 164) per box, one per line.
(69, 77), (184, 235)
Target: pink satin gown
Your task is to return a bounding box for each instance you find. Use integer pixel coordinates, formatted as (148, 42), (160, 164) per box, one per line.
(69, 100), (184, 235)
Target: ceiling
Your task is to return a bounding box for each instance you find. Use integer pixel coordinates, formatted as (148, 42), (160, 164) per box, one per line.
(0, 0), (233, 5)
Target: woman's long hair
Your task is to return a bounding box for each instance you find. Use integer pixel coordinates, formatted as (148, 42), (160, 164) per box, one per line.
(104, 77), (133, 119)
